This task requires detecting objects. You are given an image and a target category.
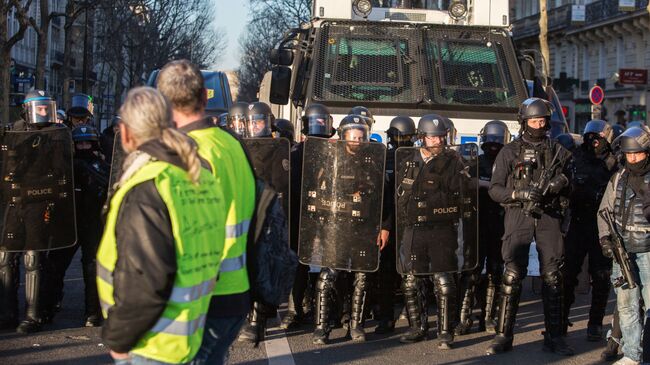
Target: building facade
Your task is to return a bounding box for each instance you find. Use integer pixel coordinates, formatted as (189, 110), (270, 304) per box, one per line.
(511, 0), (650, 132)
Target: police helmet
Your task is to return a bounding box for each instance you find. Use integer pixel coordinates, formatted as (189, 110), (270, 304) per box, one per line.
(617, 127), (650, 153)
(56, 109), (67, 124)
(583, 119), (614, 143)
(479, 120), (511, 147)
(68, 94), (94, 118)
(72, 125), (99, 142)
(348, 106), (374, 128)
(217, 112), (228, 127)
(417, 114), (448, 137)
(228, 101), (249, 136)
(273, 118), (294, 141)
(386, 116), (416, 146)
(338, 115), (369, 142)
(23, 90), (57, 125)
(555, 133), (575, 151)
(247, 102), (274, 138)
(443, 117), (457, 144)
(611, 124), (625, 139)
(301, 104), (333, 137)
(626, 121), (645, 130)
(518, 97), (553, 127)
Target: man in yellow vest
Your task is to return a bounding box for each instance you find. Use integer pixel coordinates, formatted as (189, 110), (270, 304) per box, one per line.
(157, 60), (256, 365)
(97, 87), (227, 364)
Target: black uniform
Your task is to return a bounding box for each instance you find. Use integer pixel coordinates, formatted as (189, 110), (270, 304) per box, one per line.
(487, 135), (572, 352)
(397, 148), (466, 345)
(44, 147), (109, 324)
(562, 144), (616, 336)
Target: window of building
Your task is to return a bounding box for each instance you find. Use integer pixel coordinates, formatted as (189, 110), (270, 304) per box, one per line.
(582, 45), (590, 81)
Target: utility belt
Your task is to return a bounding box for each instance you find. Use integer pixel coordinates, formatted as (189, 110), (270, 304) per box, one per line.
(615, 220), (650, 233)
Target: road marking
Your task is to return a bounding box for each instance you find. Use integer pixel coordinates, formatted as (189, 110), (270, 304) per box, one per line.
(264, 313), (295, 365)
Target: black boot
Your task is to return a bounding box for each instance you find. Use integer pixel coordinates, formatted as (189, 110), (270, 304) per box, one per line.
(282, 264), (308, 329)
(399, 275), (427, 343)
(238, 302), (266, 345)
(17, 251), (43, 334)
(486, 269), (522, 355)
(281, 292), (304, 330)
(83, 263), (102, 327)
(541, 271), (574, 356)
(313, 269), (336, 345)
(588, 269), (611, 341)
(349, 272), (367, 342)
(0, 251), (18, 330)
(455, 272), (478, 336)
(433, 273), (456, 350)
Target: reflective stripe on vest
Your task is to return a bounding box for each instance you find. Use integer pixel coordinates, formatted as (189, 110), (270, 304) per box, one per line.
(96, 160), (226, 364)
(188, 128), (255, 296)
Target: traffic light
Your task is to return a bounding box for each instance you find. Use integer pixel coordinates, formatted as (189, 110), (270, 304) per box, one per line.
(628, 105), (647, 122)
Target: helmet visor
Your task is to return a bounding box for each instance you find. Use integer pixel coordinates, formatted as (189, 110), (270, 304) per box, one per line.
(247, 114), (272, 138)
(340, 123), (369, 142)
(305, 114), (332, 136)
(228, 114), (248, 137)
(25, 99), (57, 125)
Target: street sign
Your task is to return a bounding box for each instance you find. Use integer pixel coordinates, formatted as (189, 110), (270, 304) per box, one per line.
(619, 69), (648, 85)
(589, 85), (604, 105)
(591, 104), (602, 120)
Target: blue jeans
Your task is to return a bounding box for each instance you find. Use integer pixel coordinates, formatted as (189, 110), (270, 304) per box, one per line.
(114, 354), (184, 365)
(189, 315), (247, 365)
(612, 251), (650, 362)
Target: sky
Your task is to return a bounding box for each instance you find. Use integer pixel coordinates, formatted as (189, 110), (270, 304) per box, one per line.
(214, 0), (249, 71)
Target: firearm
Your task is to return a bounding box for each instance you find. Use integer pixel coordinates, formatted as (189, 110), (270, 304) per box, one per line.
(523, 148), (562, 217)
(598, 208), (637, 289)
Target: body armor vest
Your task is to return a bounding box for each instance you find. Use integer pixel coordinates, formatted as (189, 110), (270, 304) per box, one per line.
(614, 169), (650, 253)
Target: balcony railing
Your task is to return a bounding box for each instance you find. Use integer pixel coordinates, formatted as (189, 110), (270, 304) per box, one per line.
(586, 0), (649, 23)
(511, 4), (573, 40)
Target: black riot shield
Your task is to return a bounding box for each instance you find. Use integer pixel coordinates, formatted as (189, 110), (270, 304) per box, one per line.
(395, 144), (478, 275)
(298, 137), (386, 272)
(243, 138), (290, 216)
(108, 130), (126, 195)
(0, 127), (77, 251)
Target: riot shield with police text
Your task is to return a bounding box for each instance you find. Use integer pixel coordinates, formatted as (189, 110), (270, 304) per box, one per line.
(298, 137), (385, 272)
(395, 144), (478, 275)
(243, 138), (290, 216)
(0, 127), (77, 251)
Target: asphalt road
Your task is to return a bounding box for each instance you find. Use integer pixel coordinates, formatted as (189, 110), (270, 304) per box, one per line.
(0, 254), (616, 365)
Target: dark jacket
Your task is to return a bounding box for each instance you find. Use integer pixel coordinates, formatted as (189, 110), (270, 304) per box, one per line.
(102, 140), (187, 353)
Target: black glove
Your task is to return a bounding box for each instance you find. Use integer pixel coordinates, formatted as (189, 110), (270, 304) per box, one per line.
(547, 173), (569, 194)
(600, 236), (614, 259)
(513, 187), (542, 203)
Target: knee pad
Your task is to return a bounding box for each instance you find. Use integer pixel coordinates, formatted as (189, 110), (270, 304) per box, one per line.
(0, 250), (15, 268)
(317, 268), (337, 290)
(433, 273), (455, 296)
(402, 274), (419, 291)
(353, 272), (368, 291)
(502, 268), (523, 295)
(542, 270), (563, 289)
(23, 251), (41, 272)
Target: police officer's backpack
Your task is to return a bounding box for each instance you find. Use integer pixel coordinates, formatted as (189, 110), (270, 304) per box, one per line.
(248, 180), (298, 307)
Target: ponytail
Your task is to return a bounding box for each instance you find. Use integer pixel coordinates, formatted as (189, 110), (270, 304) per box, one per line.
(161, 128), (201, 184)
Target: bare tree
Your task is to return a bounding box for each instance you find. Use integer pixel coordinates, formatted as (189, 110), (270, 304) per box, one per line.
(0, 0), (33, 126)
(237, 0), (310, 101)
(538, 0), (549, 86)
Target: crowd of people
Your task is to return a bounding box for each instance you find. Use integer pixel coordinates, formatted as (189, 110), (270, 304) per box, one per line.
(2, 58), (650, 365)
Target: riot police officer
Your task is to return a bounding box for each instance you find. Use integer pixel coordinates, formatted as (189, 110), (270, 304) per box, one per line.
(309, 115), (381, 345)
(396, 114), (469, 349)
(374, 116), (416, 334)
(217, 112), (229, 127)
(67, 94), (94, 128)
(0, 90), (72, 333)
(281, 104), (335, 330)
(456, 120), (511, 336)
(486, 97), (573, 355)
(246, 102), (275, 138)
(563, 120), (617, 341)
(227, 101), (249, 137)
(44, 125), (109, 326)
